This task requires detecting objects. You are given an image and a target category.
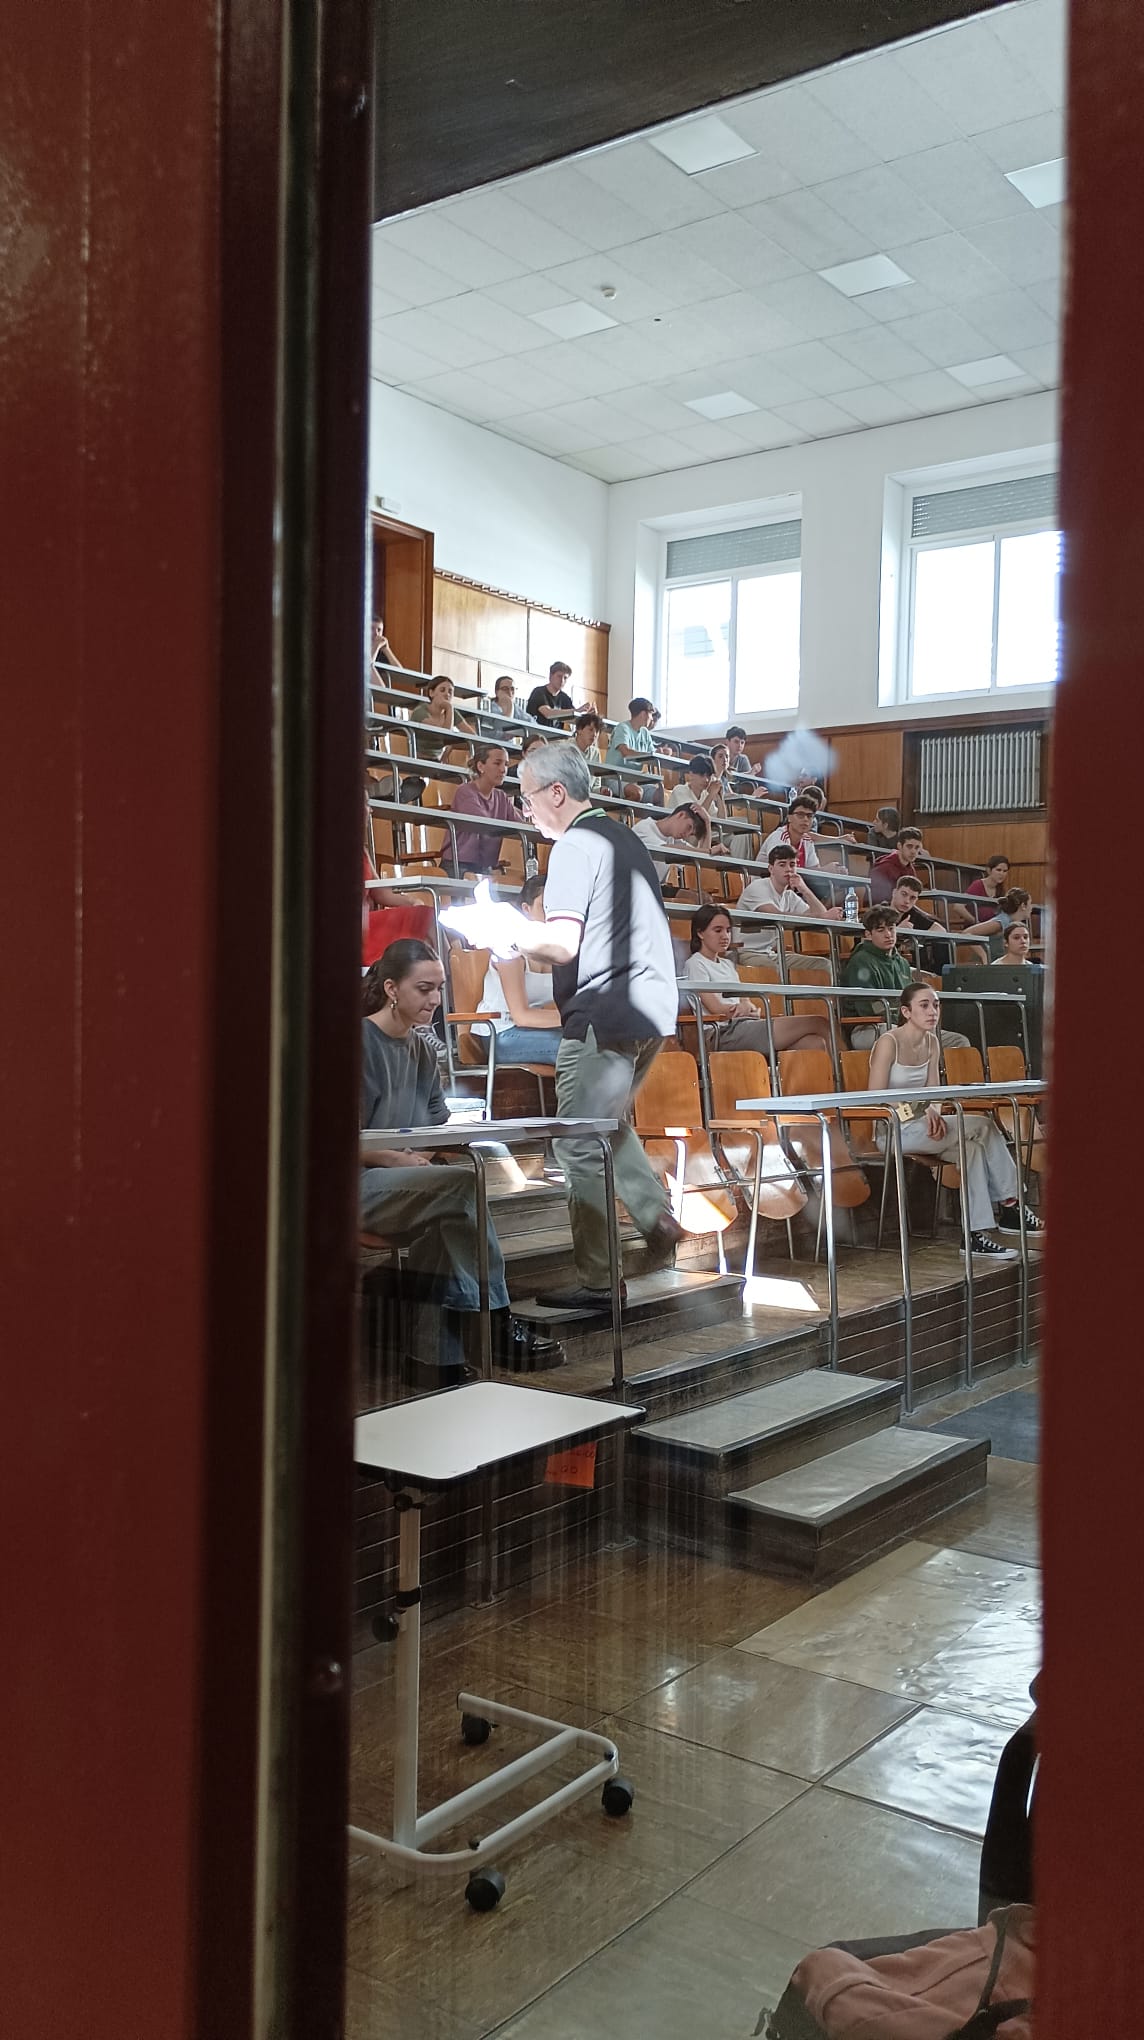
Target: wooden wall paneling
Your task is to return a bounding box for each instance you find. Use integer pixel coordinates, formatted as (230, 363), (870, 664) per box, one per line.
(433, 575), (528, 667)
(428, 646), (481, 691)
(825, 729), (903, 812)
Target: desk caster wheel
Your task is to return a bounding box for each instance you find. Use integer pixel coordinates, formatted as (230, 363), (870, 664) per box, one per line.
(602, 1776), (635, 1818)
(461, 1713), (491, 1747)
(465, 1869), (505, 1913)
(370, 1613), (399, 1642)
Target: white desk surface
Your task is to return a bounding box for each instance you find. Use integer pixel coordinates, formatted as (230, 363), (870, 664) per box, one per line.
(354, 1381), (643, 1487)
(360, 1118), (617, 1154)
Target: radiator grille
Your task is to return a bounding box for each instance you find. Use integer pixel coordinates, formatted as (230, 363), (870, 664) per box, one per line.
(918, 728), (1042, 814)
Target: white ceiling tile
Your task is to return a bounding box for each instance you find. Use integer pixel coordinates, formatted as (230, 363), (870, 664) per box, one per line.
(882, 308), (995, 369)
(371, 285), (413, 321)
(761, 340), (872, 397)
(958, 288), (1057, 352)
(742, 189), (875, 269)
(671, 419), (760, 458)
(644, 293), (800, 370)
(620, 432), (705, 471)
(444, 189), (595, 269)
(571, 322), (691, 384)
(805, 49), (965, 160)
(892, 141), (1031, 230)
(542, 398), (643, 445)
(831, 384), (922, 426)
(670, 213), (805, 290)
(603, 232), (758, 309)
(895, 19), (1056, 136)
(466, 355), (586, 410)
(829, 324), (936, 381)
(530, 300), (617, 339)
(886, 368), (979, 413)
(372, 307), (499, 371)
(577, 138), (727, 227)
(760, 272), (873, 340)
(1026, 277), (1063, 318)
(1012, 340), (1060, 384)
(537, 254), (674, 323)
(976, 112), (1067, 177)
(731, 83), (882, 183)
(481, 275), (578, 316)
(812, 166), (949, 248)
(684, 389), (758, 419)
(646, 114), (757, 175)
(686, 356), (815, 408)
(603, 385), (703, 433)
(525, 338), (646, 397)
(963, 214), (1061, 288)
(567, 445), (665, 482)
(718, 409), (807, 450)
(988, 0), (1066, 104)
(690, 152), (797, 208)
(429, 291), (560, 353)
(399, 370), (527, 422)
(378, 212), (526, 287)
(820, 254), (914, 297)
(370, 333), (452, 385)
(884, 232), (1009, 303)
(849, 282), (942, 324)
(369, 238), (465, 308)
(498, 411), (601, 455)
(771, 396), (862, 437)
(508, 163), (662, 251)
(948, 353), (1026, 388)
(1005, 159), (1066, 210)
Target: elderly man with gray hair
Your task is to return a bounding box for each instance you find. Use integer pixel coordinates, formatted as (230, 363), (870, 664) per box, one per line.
(509, 740), (684, 1309)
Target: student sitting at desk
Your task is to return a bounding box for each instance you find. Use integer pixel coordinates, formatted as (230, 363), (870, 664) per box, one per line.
(360, 939), (562, 1382)
(490, 674), (518, 717)
(449, 744), (521, 874)
(737, 843), (825, 962)
(526, 661), (576, 724)
(843, 907), (969, 1051)
(683, 904), (831, 1055)
(605, 697), (657, 770)
(402, 674), (473, 802)
(477, 877), (564, 1064)
(990, 922), (1039, 965)
(632, 803), (713, 889)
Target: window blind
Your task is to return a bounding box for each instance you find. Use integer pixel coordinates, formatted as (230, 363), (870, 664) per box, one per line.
(665, 519), (801, 580)
(911, 473), (1057, 540)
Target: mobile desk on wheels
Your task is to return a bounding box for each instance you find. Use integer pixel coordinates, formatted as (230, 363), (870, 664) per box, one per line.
(351, 1382), (644, 1911)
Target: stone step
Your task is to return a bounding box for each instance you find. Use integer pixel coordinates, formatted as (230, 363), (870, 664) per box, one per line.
(724, 1427), (988, 1581)
(630, 1371), (902, 1500)
(624, 1324), (825, 1419)
(512, 1269), (746, 1368)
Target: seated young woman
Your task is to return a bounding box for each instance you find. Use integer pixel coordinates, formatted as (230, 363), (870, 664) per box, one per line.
(477, 875), (563, 1064)
(868, 980), (1043, 1258)
(360, 938), (561, 1381)
(682, 903), (832, 1056)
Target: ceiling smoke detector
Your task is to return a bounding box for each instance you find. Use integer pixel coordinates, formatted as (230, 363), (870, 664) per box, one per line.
(600, 286), (617, 300)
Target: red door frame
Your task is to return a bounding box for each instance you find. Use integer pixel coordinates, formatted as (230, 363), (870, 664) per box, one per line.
(1, 1), (369, 2034)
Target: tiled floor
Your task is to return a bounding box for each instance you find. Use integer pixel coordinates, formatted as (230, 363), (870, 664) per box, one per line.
(345, 1369), (1039, 2040)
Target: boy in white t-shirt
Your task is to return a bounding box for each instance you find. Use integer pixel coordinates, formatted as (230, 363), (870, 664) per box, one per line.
(738, 844), (830, 959)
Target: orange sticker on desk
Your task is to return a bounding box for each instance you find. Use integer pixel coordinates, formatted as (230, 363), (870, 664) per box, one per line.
(544, 1442), (598, 1489)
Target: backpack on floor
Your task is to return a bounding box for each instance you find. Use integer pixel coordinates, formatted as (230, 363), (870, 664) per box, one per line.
(765, 1904), (1034, 2040)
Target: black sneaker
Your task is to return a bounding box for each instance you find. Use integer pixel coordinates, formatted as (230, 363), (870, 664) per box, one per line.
(970, 1233), (1018, 1259)
(642, 1212), (686, 1273)
(539, 1281), (628, 1313)
(494, 1315), (566, 1373)
(996, 1203), (1045, 1233)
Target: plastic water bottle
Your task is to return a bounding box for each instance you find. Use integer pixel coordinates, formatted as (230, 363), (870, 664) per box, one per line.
(844, 887), (859, 923)
(525, 853), (539, 879)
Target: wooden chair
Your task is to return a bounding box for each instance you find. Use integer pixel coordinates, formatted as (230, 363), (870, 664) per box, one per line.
(988, 1045), (1045, 1174)
(444, 941), (555, 1118)
(775, 1047), (871, 1222)
(632, 1050), (737, 1258)
(707, 1051), (808, 1237)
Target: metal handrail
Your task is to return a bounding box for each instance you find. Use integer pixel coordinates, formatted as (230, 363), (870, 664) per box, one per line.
(732, 1078), (1045, 1408)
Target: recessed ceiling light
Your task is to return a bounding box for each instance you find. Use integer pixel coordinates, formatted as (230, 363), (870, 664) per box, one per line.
(1005, 158), (1066, 209)
(529, 301), (617, 339)
(819, 255), (913, 298)
(684, 390), (759, 420)
(948, 355), (1027, 388)
(647, 115), (756, 175)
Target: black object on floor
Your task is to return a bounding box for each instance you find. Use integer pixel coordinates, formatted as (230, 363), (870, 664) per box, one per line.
(929, 1387), (1039, 1464)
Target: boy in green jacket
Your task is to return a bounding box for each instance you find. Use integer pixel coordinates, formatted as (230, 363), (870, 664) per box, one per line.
(842, 906), (968, 1052)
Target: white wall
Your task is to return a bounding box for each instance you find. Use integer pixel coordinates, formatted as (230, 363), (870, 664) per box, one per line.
(369, 380), (609, 622)
(605, 391), (1059, 734)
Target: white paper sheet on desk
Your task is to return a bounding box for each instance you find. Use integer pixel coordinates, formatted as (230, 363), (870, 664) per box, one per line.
(439, 878), (530, 960)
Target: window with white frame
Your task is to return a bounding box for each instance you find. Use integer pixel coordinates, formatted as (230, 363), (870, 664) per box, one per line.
(660, 520), (801, 725)
(904, 471), (1061, 701)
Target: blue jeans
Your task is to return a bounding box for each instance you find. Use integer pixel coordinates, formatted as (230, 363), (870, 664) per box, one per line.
(494, 1025), (563, 1065)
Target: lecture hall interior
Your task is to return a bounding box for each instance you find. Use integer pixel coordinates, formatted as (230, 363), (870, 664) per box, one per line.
(5, 1), (1141, 2035)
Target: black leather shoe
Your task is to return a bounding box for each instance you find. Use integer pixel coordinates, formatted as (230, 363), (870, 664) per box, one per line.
(495, 1316), (566, 1372)
(539, 1282), (628, 1313)
(642, 1212), (686, 1272)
